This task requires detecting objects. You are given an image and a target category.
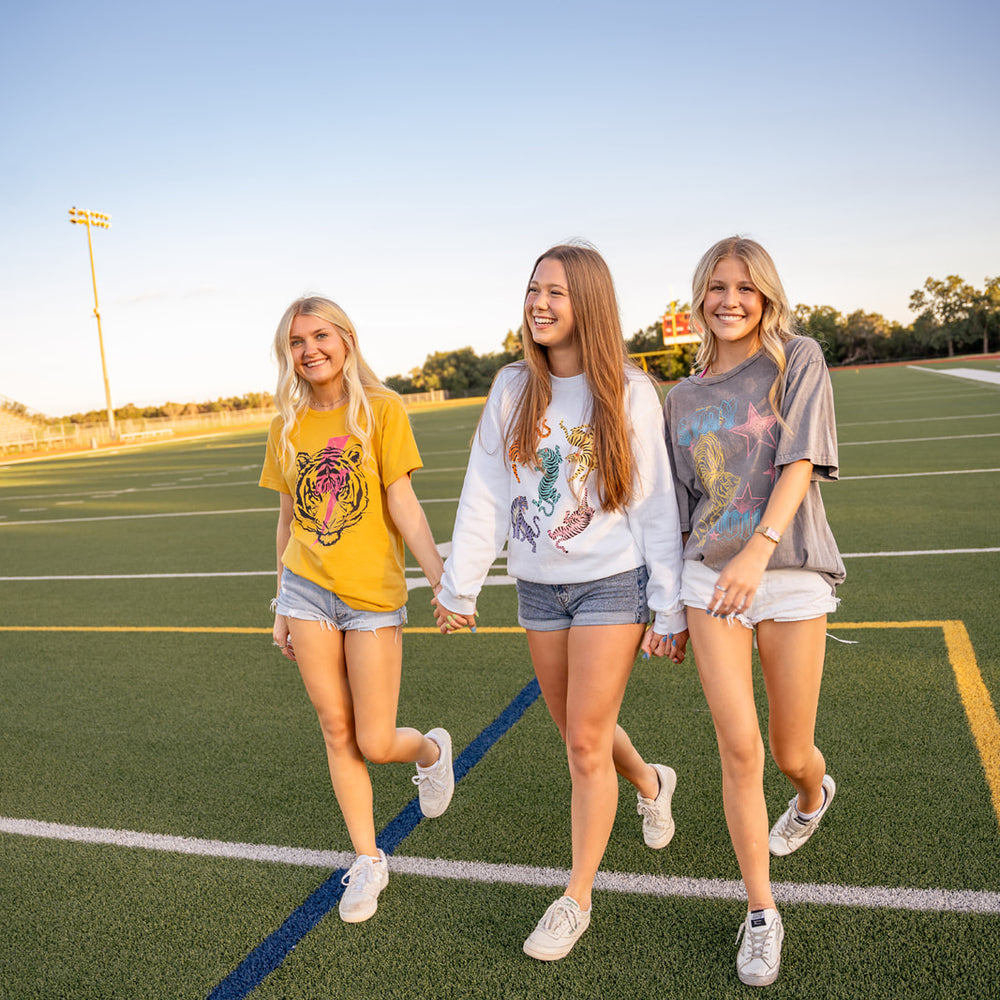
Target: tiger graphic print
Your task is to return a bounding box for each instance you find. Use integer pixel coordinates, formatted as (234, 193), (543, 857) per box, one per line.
(560, 420), (596, 484)
(547, 488), (595, 554)
(690, 431), (740, 546)
(294, 435), (369, 546)
(510, 496), (541, 552)
(531, 445), (562, 517)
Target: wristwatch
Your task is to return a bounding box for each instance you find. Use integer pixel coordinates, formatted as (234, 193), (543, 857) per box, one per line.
(755, 525), (781, 544)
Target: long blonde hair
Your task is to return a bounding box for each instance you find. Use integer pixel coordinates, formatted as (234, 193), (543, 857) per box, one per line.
(690, 236), (796, 416)
(272, 296), (398, 466)
(507, 243), (639, 513)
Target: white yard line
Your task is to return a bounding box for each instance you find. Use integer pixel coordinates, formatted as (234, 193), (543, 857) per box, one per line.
(1, 549), (996, 583)
(2, 815), (997, 916)
(907, 366), (1000, 386)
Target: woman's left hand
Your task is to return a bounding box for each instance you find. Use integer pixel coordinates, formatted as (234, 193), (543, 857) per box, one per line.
(641, 626), (688, 663)
(707, 545), (771, 618)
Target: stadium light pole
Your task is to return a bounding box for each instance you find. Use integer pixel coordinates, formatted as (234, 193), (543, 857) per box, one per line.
(68, 206), (117, 439)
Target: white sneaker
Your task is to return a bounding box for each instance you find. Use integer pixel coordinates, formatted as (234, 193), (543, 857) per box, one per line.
(736, 907), (784, 986)
(338, 849), (388, 923)
(412, 727), (454, 818)
(636, 763), (677, 849)
(769, 774), (836, 857)
(523, 896), (592, 961)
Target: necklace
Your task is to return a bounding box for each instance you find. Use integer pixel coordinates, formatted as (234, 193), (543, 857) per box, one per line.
(311, 396), (346, 411)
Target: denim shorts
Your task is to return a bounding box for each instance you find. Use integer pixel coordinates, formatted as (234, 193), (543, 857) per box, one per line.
(274, 568), (407, 632)
(680, 558), (838, 629)
(516, 566), (650, 632)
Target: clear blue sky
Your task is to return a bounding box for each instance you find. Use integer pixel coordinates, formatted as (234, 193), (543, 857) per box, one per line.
(2, 0), (997, 417)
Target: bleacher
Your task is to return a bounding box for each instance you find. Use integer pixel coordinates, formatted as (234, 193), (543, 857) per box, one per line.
(0, 396), (50, 451)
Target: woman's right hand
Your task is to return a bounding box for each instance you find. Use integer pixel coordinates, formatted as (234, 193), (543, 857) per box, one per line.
(273, 614), (296, 662)
(431, 594), (476, 633)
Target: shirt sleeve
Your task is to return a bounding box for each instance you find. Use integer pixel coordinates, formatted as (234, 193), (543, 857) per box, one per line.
(662, 386), (697, 533)
(625, 378), (687, 634)
(776, 338), (839, 481)
(437, 370), (515, 615)
(258, 416), (291, 494)
(376, 396), (423, 486)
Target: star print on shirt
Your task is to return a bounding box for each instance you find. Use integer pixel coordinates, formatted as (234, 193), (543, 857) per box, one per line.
(731, 402), (778, 457)
(730, 482), (767, 519)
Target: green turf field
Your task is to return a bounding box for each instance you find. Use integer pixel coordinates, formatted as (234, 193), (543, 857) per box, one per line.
(1, 359), (998, 999)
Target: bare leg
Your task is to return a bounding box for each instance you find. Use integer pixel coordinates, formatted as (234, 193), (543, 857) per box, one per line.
(687, 609), (773, 911)
(290, 620), (438, 857)
(528, 623), (646, 911)
(528, 627), (659, 800)
(757, 617), (828, 813)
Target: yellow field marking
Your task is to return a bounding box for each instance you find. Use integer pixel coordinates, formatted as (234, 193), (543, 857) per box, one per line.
(833, 620), (1000, 827)
(2, 620), (997, 824)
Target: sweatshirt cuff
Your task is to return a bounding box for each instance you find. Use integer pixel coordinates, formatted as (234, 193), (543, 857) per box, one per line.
(650, 608), (687, 636)
(435, 587), (478, 617)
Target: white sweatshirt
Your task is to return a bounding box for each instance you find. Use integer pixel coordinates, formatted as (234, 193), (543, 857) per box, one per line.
(438, 363), (687, 634)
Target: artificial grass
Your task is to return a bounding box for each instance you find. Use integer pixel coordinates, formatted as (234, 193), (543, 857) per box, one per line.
(1, 367), (998, 999)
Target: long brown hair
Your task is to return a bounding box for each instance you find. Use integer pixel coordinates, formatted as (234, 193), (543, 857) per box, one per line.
(506, 244), (638, 513)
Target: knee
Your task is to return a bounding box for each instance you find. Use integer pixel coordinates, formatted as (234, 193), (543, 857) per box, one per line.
(771, 742), (819, 784)
(719, 734), (765, 783)
(566, 731), (610, 778)
(355, 726), (397, 764)
(316, 711), (358, 758)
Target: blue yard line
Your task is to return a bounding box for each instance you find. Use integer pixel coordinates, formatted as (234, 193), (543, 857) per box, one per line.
(206, 676), (541, 1000)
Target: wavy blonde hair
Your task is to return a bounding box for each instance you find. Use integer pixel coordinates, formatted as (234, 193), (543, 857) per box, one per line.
(271, 296), (398, 466)
(690, 236), (796, 416)
(505, 243), (640, 513)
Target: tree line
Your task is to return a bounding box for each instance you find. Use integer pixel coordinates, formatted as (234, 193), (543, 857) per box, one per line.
(56, 391), (274, 426)
(385, 273), (999, 393)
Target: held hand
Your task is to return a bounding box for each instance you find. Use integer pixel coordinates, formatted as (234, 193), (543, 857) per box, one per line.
(707, 543), (772, 618)
(272, 614), (296, 662)
(640, 626), (687, 663)
(667, 629), (688, 664)
(431, 595), (476, 634)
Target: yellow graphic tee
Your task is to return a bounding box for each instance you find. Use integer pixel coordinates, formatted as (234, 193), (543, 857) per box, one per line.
(259, 396), (422, 611)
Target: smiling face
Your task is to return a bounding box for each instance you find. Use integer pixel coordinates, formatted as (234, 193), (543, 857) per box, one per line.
(289, 312), (350, 398)
(703, 256), (765, 356)
(525, 257), (576, 355)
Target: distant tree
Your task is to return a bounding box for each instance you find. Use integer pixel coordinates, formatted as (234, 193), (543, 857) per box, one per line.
(909, 275), (978, 357)
(385, 373), (419, 394)
(795, 305), (845, 363)
(503, 327), (523, 358)
(842, 310), (893, 365)
(973, 276), (1000, 354)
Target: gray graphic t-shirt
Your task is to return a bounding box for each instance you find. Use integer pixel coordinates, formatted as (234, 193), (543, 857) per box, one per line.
(664, 336), (845, 592)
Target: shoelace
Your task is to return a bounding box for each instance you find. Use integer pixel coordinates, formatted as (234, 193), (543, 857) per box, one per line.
(736, 915), (778, 958)
(341, 856), (375, 890)
(637, 798), (660, 820)
(542, 900), (580, 936)
(773, 808), (803, 839)
(412, 764), (444, 791)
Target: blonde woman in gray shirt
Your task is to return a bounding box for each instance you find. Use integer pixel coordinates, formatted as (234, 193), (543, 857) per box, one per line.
(648, 236), (845, 987)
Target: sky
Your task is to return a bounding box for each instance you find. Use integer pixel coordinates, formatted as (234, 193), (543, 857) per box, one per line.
(1, 0), (997, 417)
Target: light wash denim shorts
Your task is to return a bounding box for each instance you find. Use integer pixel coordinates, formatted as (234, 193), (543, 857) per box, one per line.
(680, 558), (838, 629)
(274, 568), (407, 632)
(516, 566), (650, 632)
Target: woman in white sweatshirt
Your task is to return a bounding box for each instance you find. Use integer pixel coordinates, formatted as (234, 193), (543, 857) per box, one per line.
(434, 243), (688, 960)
